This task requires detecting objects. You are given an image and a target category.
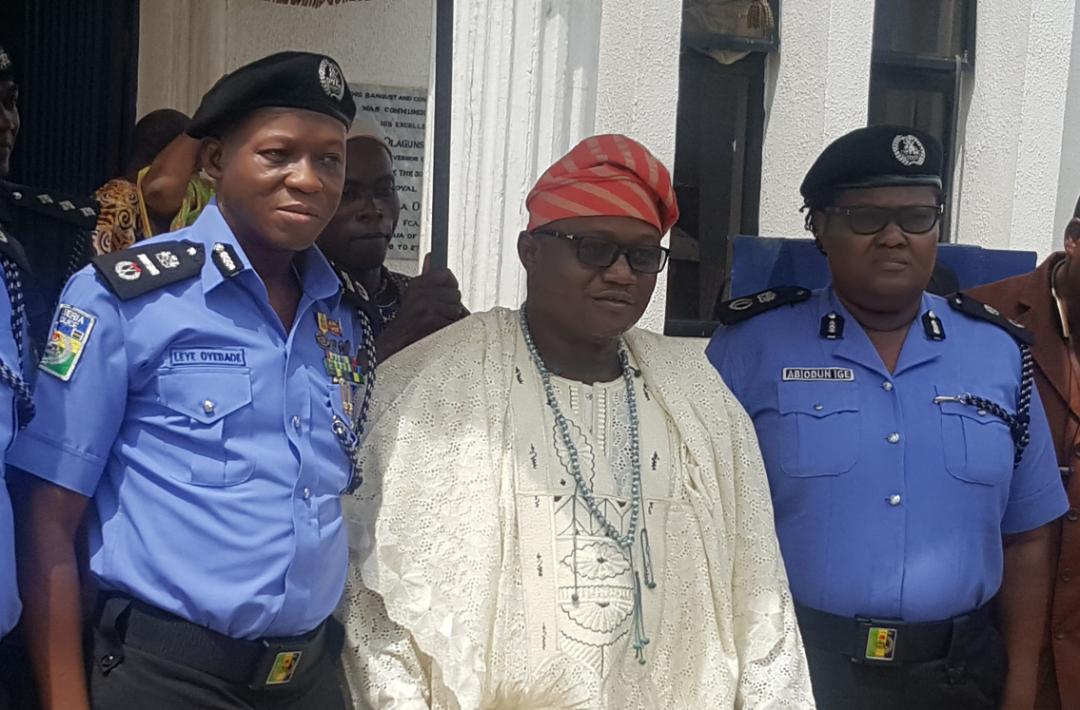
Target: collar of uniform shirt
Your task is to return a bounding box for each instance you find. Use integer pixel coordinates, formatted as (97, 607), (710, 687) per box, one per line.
(1051, 257), (1071, 340)
(195, 200), (342, 306)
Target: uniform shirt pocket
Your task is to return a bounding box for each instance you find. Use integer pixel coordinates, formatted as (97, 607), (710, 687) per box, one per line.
(157, 369), (255, 486)
(937, 385), (1014, 487)
(776, 380), (860, 477)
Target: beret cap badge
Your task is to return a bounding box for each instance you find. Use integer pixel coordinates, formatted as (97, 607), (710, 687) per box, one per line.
(0, 48), (11, 72)
(318, 58), (345, 101)
(892, 134), (926, 167)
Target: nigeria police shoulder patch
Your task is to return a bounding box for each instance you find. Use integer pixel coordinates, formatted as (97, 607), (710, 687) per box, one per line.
(715, 286), (812, 325)
(39, 305), (97, 381)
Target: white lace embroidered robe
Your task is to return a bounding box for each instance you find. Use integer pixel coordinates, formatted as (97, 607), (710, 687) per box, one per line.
(339, 308), (814, 709)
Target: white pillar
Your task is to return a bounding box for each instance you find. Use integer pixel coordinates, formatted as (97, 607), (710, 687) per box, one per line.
(758, 0), (876, 239)
(593, 0), (682, 332)
(444, 0), (604, 313)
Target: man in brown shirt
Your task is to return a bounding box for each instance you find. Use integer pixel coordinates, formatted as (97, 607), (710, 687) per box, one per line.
(970, 200), (1080, 709)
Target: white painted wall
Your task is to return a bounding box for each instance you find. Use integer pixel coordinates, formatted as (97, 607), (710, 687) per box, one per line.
(1054, 1), (1080, 248)
(955, 0), (1077, 258)
(138, 0), (432, 117)
(758, 0), (876, 239)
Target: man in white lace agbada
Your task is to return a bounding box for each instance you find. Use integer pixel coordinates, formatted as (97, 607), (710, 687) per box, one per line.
(339, 135), (814, 709)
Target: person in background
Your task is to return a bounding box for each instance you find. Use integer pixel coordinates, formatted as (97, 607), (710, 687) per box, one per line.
(13, 51), (364, 710)
(91, 109), (189, 254)
(967, 195), (1080, 709)
(708, 125), (1068, 709)
(317, 109), (466, 362)
(340, 134), (813, 709)
(0, 45), (98, 354)
(137, 128), (215, 239)
(0, 40), (40, 710)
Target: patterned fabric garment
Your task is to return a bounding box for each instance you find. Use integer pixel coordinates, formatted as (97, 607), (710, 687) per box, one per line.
(91, 178), (144, 255)
(337, 308), (813, 709)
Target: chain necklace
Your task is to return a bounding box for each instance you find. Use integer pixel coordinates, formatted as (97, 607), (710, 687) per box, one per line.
(519, 308), (655, 662)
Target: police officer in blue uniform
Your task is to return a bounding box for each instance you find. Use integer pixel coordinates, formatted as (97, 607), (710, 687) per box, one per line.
(12, 52), (366, 710)
(0, 43), (98, 358)
(708, 126), (1069, 709)
(0, 41), (38, 710)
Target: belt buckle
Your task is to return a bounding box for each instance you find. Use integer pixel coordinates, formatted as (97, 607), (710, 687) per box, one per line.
(252, 645), (304, 688)
(856, 618), (898, 663)
(266, 650), (303, 685)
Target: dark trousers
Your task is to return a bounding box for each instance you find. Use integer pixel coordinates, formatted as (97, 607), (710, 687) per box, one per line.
(0, 626), (39, 710)
(800, 607), (1007, 710)
(88, 601), (347, 710)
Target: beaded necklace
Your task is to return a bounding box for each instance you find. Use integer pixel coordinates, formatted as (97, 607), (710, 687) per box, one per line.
(519, 308), (655, 663)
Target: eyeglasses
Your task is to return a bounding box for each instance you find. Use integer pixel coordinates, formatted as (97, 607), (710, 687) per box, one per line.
(531, 230), (670, 274)
(822, 204), (944, 235)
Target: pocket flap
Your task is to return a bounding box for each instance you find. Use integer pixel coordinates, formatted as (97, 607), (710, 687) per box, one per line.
(158, 370), (253, 424)
(778, 380), (858, 418)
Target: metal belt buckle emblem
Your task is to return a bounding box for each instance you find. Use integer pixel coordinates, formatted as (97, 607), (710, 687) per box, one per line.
(265, 650), (303, 685)
(863, 625), (898, 662)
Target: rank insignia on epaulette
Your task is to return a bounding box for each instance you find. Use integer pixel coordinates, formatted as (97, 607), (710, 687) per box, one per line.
(948, 292), (1033, 344)
(91, 241), (205, 300)
(715, 286), (811, 325)
(211, 243), (242, 278)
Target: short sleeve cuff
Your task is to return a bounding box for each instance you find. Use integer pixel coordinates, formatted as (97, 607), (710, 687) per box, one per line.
(1002, 479), (1070, 535)
(7, 428), (106, 497)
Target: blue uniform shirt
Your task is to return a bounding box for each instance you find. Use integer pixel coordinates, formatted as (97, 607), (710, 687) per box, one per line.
(9, 204), (360, 639)
(0, 275), (24, 639)
(707, 286), (1069, 622)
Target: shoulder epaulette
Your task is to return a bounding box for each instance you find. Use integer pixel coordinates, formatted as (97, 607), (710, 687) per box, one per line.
(91, 241), (205, 300)
(0, 223), (31, 273)
(715, 286), (812, 325)
(948, 292), (1033, 345)
(0, 181), (98, 230)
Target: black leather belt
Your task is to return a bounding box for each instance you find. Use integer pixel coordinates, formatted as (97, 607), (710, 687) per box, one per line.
(795, 603), (992, 665)
(93, 595), (338, 689)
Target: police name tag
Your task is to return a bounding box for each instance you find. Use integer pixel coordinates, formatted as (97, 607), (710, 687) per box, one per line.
(169, 347), (247, 367)
(40, 305), (97, 381)
(782, 367), (855, 382)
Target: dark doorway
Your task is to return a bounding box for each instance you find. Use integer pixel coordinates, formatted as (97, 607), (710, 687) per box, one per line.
(1, 0), (140, 195)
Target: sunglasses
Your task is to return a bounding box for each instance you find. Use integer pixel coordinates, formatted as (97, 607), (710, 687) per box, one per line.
(531, 230), (670, 274)
(822, 204), (944, 235)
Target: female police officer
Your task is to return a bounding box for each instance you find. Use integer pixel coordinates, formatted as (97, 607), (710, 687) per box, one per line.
(12, 52), (365, 710)
(708, 126), (1069, 709)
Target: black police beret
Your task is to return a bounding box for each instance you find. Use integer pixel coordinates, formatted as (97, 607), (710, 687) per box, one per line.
(188, 51), (356, 139)
(0, 44), (13, 82)
(800, 125), (943, 206)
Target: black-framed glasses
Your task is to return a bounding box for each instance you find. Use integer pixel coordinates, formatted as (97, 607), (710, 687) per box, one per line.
(822, 204), (944, 235)
(532, 230), (670, 274)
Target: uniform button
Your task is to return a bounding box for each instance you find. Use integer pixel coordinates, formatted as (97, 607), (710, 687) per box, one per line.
(1068, 509), (1080, 522)
(291, 415), (301, 431)
(1055, 628), (1066, 640)
(813, 403), (824, 411)
(1063, 568), (1073, 582)
(887, 432), (901, 444)
(888, 494), (902, 506)
(977, 409), (988, 417)
(202, 399), (215, 414)
(1073, 443), (1080, 458)
(882, 381), (894, 392)
(302, 487), (311, 500)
